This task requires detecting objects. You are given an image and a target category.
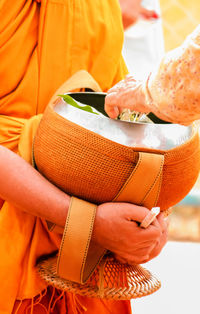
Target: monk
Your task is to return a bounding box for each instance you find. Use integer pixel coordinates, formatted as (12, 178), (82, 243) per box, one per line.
(0, 0), (167, 313)
(105, 25), (200, 126)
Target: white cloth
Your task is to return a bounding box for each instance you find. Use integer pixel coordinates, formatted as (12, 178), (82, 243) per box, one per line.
(122, 0), (165, 80)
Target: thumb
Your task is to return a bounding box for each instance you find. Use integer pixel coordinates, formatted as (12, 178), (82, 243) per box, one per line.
(124, 204), (150, 223)
(104, 94), (120, 119)
(104, 103), (119, 119)
(124, 204), (160, 228)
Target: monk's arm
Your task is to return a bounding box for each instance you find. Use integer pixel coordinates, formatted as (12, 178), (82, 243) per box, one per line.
(0, 144), (70, 226)
(0, 144), (167, 264)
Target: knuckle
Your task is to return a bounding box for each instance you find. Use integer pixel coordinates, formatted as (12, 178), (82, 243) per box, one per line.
(153, 227), (162, 238)
(133, 256), (149, 264)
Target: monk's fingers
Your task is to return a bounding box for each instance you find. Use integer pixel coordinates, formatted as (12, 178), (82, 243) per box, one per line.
(157, 213), (169, 233)
(114, 252), (151, 265)
(148, 228), (168, 261)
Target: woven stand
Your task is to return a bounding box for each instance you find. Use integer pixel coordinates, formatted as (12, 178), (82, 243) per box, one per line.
(37, 255), (161, 300)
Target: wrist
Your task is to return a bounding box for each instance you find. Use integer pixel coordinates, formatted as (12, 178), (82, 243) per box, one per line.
(142, 72), (154, 112)
(55, 194), (71, 227)
(47, 193), (71, 230)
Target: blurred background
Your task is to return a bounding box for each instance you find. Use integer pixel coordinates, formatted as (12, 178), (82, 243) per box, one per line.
(160, 0), (200, 51)
(120, 0), (200, 313)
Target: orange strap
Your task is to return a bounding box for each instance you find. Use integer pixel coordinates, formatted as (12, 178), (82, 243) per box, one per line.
(56, 152), (164, 284)
(45, 70), (102, 233)
(49, 70), (102, 103)
(114, 152), (164, 209)
(57, 197), (105, 284)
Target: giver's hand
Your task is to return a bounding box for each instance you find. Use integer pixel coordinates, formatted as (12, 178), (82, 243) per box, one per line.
(92, 202), (167, 264)
(119, 0), (159, 30)
(104, 75), (150, 119)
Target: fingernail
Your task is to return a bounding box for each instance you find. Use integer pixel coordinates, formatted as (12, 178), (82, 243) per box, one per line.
(151, 207), (160, 215)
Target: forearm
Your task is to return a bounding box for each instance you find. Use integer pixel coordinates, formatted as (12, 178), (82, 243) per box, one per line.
(0, 145), (70, 226)
(146, 25), (200, 124)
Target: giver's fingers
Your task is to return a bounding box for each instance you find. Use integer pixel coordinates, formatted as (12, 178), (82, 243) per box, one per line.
(106, 77), (137, 98)
(104, 101), (119, 119)
(105, 79), (149, 119)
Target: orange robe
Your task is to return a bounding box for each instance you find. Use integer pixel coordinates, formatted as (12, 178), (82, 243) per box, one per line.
(0, 0), (130, 313)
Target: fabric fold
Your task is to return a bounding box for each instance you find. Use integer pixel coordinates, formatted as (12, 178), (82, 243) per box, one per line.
(0, 0), (130, 312)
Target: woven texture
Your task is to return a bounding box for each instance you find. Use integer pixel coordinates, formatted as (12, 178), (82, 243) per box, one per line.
(34, 98), (200, 300)
(37, 255), (161, 300)
(34, 101), (200, 211)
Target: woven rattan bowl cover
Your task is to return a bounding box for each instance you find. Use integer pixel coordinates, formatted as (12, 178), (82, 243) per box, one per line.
(37, 255), (161, 300)
(33, 95), (200, 211)
(34, 93), (199, 299)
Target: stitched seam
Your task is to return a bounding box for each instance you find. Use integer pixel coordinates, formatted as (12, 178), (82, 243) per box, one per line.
(113, 153), (141, 201)
(153, 157), (164, 207)
(141, 155), (163, 203)
(80, 205), (97, 283)
(57, 197), (74, 274)
(141, 155), (164, 205)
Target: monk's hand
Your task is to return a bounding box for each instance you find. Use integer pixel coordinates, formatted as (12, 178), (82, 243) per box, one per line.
(119, 0), (159, 30)
(146, 213), (168, 262)
(92, 202), (164, 264)
(104, 75), (151, 119)
(114, 212), (168, 265)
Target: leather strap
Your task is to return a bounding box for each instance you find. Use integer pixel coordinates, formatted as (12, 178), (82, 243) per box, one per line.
(114, 152), (164, 209)
(57, 197), (105, 284)
(50, 70), (102, 104)
(47, 121), (163, 230)
(46, 70), (102, 233)
(55, 152), (163, 284)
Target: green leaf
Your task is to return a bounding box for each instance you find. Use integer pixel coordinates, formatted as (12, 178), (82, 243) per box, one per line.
(59, 94), (99, 115)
